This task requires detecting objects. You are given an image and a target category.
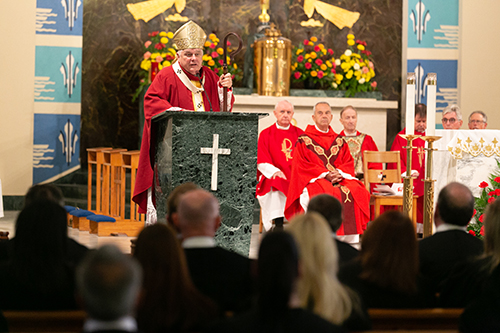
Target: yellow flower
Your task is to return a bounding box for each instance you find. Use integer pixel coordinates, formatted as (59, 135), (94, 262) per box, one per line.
(347, 34), (355, 39)
(310, 36), (318, 42)
(158, 64), (163, 70)
(161, 52), (167, 58)
(292, 64), (296, 70)
(347, 39), (355, 46)
(310, 52), (317, 59)
(217, 48), (224, 55)
(163, 61), (171, 67)
(208, 59), (215, 66)
(305, 54), (310, 59)
(167, 32), (174, 38)
(357, 44), (365, 51)
(294, 62), (298, 67)
(352, 53), (361, 58)
(346, 70), (353, 79)
(296, 49), (303, 55)
(311, 71), (318, 77)
(151, 52), (160, 60)
(168, 48), (177, 56)
(322, 49), (327, 55)
(140, 59), (151, 70)
(318, 43), (325, 50)
(161, 37), (169, 44)
(204, 41), (211, 47)
(326, 60), (332, 67)
(159, 31), (167, 37)
(320, 64), (327, 71)
(202, 54), (210, 61)
(335, 74), (343, 81)
(233, 63), (237, 69)
(226, 56), (231, 63)
(341, 62), (350, 70)
(214, 38), (220, 43)
(355, 70), (362, 78)
(209, 33), (217, 41)
(308, 41), (313, 46)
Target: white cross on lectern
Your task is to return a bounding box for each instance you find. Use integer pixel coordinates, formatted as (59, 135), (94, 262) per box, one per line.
(200, 134), (231, 191)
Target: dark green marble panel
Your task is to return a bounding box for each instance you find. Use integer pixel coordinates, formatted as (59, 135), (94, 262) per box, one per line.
(153, 112), (267, 256)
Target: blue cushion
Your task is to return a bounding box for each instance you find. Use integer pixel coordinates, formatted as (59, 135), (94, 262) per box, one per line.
(64, 205), (76, 213)
(69, 209), (95, 218)
(86, 214), (116, 223)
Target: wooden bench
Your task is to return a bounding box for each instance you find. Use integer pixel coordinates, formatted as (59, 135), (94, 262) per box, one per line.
(3, 310), (86, 332)
(357, 308), (464, 332)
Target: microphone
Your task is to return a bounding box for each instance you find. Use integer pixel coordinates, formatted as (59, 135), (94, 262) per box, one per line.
(196, 70), (213, 112)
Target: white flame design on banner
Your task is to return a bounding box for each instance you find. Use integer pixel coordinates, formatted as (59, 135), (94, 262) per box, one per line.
(410, 0), (431, 43)
(61, 0), (82, 30)
(58, 119), (79, 165)
(60, 51), (80, 97)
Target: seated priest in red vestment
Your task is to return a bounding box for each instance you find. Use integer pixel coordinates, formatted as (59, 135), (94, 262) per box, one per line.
(133, 21), (235, 223)
(338, 105), (381, 180)
(285, 102), (370, 244)
(389, 103), (427, 233)
(256, 100), (304, 231)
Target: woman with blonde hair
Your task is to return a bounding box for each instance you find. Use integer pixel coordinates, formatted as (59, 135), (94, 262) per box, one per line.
(288, 212), (369, 330)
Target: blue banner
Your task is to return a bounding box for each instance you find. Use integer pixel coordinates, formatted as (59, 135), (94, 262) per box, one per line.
(36, 0), (83, 35)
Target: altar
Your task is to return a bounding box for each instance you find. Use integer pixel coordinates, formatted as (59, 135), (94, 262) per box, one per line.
(233, 95), (398, 151)
(432, 129), (500, 198)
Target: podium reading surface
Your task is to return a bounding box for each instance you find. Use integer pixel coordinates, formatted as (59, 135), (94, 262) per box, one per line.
(152, 111), (267, 256)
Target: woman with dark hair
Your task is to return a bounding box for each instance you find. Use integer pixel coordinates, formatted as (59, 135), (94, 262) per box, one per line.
(339, 211), (435, 308)
(212, 231), (345, 333)
(0, 200), (77, 310)
(133, 223), (217, 332)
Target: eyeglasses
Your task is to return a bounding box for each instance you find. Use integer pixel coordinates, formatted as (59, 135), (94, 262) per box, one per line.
(470, 120), (485, 124)
(442, 118), (457, 124)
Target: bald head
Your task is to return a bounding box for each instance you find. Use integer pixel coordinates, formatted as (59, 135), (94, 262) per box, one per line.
(436, 182), (474, 227)
(177, 189), (221, 237)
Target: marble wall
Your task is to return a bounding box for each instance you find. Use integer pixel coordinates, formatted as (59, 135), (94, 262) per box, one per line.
(81, 0), (402, 163)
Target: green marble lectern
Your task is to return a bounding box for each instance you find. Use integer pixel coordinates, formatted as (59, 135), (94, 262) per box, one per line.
(151, 111), (267, 257)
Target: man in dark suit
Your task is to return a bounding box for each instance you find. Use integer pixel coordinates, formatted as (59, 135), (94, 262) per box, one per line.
(307, 194), (359, 265)
(419, 182), (484, 294)
(77, 245), (142, 333)
(176, 189), (255, 315)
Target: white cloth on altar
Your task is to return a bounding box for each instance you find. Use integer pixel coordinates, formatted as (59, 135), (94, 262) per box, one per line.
(0, 179), (3, 218)
(432, 129), (500, 199)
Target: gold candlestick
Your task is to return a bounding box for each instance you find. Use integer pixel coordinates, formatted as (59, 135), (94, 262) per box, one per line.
(259, 0), (270, 23)
(421, 135), (442, 238)
(399, 134), (421, 226)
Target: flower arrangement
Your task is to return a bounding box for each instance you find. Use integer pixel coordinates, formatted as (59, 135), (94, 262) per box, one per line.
(291, 34), (378, 97)
(133, 31), (243, 102)
(333, 34), (377, 97)
(469, 161), (500, 238)
(291, 36), (336, 89)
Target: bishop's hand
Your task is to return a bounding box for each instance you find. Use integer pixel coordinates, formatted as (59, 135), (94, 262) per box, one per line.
(219, 73), (232, 88)
(325, 170), (342, 184)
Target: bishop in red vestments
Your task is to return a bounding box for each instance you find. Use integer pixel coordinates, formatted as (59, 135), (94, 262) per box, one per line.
(285, 102), (370, 240)
(133, 21), (235, 217)
(256, 100), (304, 231)
(389, 104), (427, 232)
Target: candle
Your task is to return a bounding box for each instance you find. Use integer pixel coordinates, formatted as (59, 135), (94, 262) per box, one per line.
(426, 73), (437, 136)
(406, 73), (416, 135)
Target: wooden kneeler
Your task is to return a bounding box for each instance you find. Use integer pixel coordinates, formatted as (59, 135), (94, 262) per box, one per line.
(87, 150), (144, 237)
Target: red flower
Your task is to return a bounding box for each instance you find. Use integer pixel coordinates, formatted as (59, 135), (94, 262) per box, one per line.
(148, 31), (159, 37)
(214, 68), (219, 73)
(303, 39), (309, 45)
(356, 40), (367, 46)
(488, 191), (496, 197)
(495, 188), (500, 196)
(468, 230), (476, 236)
(218, 59), (224, 66)
(314, 45), (320, 52)
(294, 71), (301, 79)
(479, 214), (485, 222)
(211, 51), (218, 58)
(361, 50), (372, 56)
(209, 43), (216, 49)
(155, 43), (165, 50)
(166, 54), (174, 61)
(480, 226), (485, 236)
(305, 62), (312, 70)
(327, 48), (334, 55)
(315, 59), (323, 66)
(479, 181), (489, 188)
(297, 55), (304, 62)
(317, 71), (324, 79)
(473, 209), (477, 216)
(495, 177), (500, 183)
(226, 41), (231, 46)
(331, 68), (336, 74)
(489, 197), (496, 204)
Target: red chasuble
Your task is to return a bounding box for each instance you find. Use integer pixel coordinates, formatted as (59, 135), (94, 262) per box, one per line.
(256, 124), (304, 197)
(389, 128), (426, 224)
(285, 125), (370, 235)
(133, 65), (235, 213)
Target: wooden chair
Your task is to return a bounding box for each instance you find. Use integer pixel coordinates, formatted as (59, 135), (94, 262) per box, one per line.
(86, 147), (112, 212)
(363, 151), (417, 228)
